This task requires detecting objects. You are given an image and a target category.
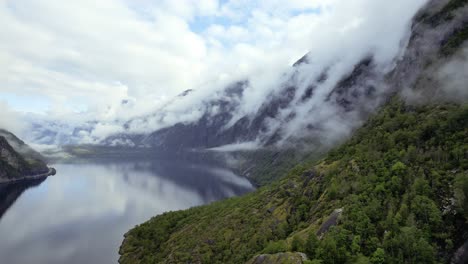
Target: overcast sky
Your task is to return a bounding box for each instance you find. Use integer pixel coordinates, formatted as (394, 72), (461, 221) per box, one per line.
(0, 0), (328, 115)
(0, 0), (428, 141)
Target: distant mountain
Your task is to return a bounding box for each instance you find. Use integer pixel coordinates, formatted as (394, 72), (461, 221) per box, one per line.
(0, 129), (54, 183)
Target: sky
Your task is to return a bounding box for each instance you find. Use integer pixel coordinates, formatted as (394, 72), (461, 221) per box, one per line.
(0, 0), (429, 144)
(0, 0), (327, 115)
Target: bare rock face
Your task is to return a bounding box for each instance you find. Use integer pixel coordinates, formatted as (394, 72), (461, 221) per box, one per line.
(0, 136), (28, 179)
(246, 252), (308, 264)
(316, 208), (343, 238)
(0, 137), (21, 170)
(452, 239), (468, 264)
(389, 0), (468, 99)
(0, 129), (47, 162)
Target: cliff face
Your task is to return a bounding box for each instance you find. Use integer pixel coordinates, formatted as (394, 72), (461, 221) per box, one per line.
(0, 130), (50, 182)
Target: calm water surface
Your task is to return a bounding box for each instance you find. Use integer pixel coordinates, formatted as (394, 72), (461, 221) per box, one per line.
(0, 159), (254, 264)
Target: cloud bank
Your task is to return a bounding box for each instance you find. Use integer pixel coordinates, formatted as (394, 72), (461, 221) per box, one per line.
(0, 0), (430, 145)
(0, 101), (26, 135)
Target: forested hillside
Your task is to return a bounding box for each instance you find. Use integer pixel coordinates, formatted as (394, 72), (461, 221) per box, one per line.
(119, 98), (468, 263)
(119, 0), (468, 263)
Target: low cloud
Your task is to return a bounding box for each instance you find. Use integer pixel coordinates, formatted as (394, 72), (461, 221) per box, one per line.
(435, 46), (468, 102)
(0, 101), (25, 136)
(1, 0), (432, 147)
(208, 141), (259, 152)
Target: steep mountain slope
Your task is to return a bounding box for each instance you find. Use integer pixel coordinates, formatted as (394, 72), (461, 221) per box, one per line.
(119, 1), (468, 263)
(0, 129), (53, 183)
(119, 98), (468, 264)
(113, 0), (467, 186)
(0, 129), (47, 162)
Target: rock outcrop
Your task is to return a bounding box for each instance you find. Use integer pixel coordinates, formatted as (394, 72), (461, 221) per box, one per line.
(0, 129), (53, 183)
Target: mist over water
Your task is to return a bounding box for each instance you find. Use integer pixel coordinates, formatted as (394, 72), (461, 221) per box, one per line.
(0, 159), (253, 264)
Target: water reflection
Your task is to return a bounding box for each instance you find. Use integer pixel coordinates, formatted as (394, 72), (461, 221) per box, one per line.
(0, 159), (254, 264)
(0, 177), (46, 219)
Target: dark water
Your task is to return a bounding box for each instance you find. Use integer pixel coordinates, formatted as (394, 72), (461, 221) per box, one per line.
(0, 159), (254, 264)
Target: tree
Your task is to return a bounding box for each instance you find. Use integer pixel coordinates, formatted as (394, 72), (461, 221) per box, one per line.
(305, 232), (319, 259)
(370, 248), (385, 264)
(291, 235), (305, 252)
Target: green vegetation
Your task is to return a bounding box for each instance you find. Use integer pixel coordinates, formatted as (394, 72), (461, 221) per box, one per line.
(231, 148), (321, 186)
(439, 0), (468, 17)
(119, 97), (468, 263)
(441, 22), (468, 56)
(419, 0), (468, 25)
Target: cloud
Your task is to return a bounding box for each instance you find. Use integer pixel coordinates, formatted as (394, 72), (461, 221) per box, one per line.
(207, 141), (259, 152)
(0, 101), (26, 135)
(221, 0), (429, 147)
(435, 45), (468, 101)
(0, 0), (429, 145)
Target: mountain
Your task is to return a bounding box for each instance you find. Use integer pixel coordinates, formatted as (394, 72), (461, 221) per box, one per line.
(0, 129), (54, 183)
(119, 0), (468, 263)
(104, 56), (377, 152)
(25, 0), (467, 187)
(105, 0), (466, 185)
(27, 0), (466, 155)
(112, 0), (468, 186)
(104, 0), (464, 152)
(119, 97), (468, 264)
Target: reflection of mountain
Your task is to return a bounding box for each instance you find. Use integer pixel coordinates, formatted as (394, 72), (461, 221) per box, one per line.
(100, 158), (254, 203)
(0, 177), (46, 219)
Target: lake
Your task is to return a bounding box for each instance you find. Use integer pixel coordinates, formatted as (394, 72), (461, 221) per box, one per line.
(0, 159), (254, 264)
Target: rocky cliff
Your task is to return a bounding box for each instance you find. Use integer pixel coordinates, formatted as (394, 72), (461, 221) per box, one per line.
(0, 129), (52, 183)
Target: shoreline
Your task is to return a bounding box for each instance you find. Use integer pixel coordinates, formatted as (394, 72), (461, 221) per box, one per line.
(0, 167), (56, 184)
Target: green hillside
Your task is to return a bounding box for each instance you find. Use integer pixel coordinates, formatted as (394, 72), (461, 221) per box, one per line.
(119, 97), (468, 263)
(119, 1), (468, 262)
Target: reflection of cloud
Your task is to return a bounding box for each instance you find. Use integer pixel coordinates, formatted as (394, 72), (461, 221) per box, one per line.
(207, 167), (254, 189)
(0, 161), (253, 264)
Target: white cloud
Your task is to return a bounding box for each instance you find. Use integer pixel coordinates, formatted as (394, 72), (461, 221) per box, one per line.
(0, 0), (429, 143)
(207, 141), (259, 152)
(0, 101), (26, 135)
(436, 46), (468, 101)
